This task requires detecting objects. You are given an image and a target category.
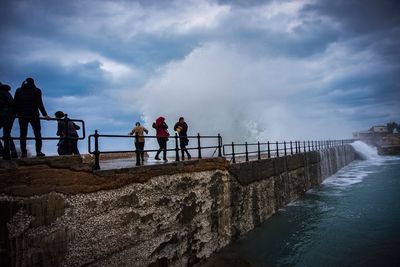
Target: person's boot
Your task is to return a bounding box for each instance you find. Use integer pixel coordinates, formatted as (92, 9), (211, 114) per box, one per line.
(181, 152), (185, 161)
(20, 152), (27, 158)
(187, 152), (191, 160)
(155, 152), (161, 160)
(36, 152), (46, 157)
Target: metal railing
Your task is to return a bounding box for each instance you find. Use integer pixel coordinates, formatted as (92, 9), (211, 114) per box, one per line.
(223, 139), (353, 163)
(1, 115), (86, 141)
(88, 130), (223, 170)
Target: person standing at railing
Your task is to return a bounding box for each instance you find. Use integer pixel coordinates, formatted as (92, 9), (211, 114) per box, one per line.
(14, 78), (50, 157)
(129, 122), (148, 162)
(55, 111), (80, 155)
(152, 116), (169, 161)
(0, 82), (18, 160)
(174, 117), (191, 160)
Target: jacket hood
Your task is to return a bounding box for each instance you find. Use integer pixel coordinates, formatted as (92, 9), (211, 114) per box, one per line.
(156, 117), (165, 124)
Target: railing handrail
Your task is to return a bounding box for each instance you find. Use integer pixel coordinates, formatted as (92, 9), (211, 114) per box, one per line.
(88, 130), (223, 169)
(223, 139), (354, 162)
(1, 115), (86, 140)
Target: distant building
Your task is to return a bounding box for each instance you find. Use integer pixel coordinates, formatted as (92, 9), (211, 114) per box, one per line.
(370, 125), (388, 133)
(353, 125), (389, 140)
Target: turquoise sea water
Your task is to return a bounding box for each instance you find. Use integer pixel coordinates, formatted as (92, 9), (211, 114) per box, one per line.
(211, 145), (400, 267)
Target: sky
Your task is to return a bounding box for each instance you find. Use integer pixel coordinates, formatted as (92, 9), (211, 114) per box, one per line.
(1, 0), (399, 154)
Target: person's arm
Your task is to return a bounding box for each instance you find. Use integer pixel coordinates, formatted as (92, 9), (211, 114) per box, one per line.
(163, 122), (168, 129)
(143, 127), (149, 134)
(174, 123), (178, 131)
(56, 121), (64, 136)
(36, 89), (49, 117)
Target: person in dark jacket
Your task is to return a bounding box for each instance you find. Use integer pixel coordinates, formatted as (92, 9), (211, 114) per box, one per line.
(152, 116), (169, 161)
(0, 82), (18, 160)
(55, 111), (80, 155)
(14, 78), (50, 157)
(174, 117), (191, 160)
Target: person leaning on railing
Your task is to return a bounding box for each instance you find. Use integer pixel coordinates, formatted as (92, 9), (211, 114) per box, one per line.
(174, 117), (191, 160)
(14, 78), (50, 158)
(0, 82), (18, 160)
(55, 111), (80, 155)
(128, 122), (148, 162)
(152, 116), (169, 161)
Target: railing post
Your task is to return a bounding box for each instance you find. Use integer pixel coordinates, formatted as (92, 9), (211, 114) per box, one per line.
(245, 142), (249, 162)
(284, 141), (287, 156)
(311, 140), (314, 151)
(257, 141), (261, 160)
(197, 133), (202, 159)
(295, 141), (298, 154)
(135, 133), (141, 166)
(303, 141), (306, 152)
(276, 141), (279, 157)
(307, 140), (310, 152)
(267, 141), (271, 158)
(93, 130), (100, 170)
(218, 133), (222, 157)
(231, 142), (236, 163)
(175, 133), (180, 162)
(290, 141), (293, 155)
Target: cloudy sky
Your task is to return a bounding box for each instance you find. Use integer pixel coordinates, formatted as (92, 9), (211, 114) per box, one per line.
(1, 0), (399, 153)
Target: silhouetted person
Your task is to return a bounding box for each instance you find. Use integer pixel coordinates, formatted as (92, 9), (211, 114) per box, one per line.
(174, 117), (191, 160)
(0, 82), (18, 160)
(129, 122), (148, 162)
(152, 116), (169, 161)
(55, 111), (80, 155)
(14, 78), (50, 157)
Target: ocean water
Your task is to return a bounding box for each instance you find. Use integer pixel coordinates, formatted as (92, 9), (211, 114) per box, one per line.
(207, 142), (400, 267)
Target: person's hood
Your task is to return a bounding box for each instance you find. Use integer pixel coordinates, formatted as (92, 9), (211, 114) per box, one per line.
(156, 117), (165, 124)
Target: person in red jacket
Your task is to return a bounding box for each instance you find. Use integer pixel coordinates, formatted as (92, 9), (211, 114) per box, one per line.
(152, 116), (169, 161)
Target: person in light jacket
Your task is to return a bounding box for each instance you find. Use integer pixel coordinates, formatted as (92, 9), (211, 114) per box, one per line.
(129, 122), (148, 162)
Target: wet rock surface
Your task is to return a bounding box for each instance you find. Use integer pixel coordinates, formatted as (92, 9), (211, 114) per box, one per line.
(0, 146), (356, 266)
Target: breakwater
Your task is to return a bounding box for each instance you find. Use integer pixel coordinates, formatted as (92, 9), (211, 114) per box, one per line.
(0, 145), (356, 266)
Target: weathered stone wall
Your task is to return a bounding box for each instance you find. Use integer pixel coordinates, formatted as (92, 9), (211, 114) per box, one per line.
(0, 145), (356, 267)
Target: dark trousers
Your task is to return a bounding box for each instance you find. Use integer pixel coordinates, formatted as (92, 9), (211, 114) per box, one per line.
(156, 137), (168, 160)
(180, 145), (191, 159)
(0, 116), (16, 159)
(135, 142), (145, 161)
(18, 117), (42, 154)
(58, 137), (80, 155)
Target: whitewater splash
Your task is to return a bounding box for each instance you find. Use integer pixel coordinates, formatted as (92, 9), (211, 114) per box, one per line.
(350, 140), (380, 160)
(320, 141), (381, 191)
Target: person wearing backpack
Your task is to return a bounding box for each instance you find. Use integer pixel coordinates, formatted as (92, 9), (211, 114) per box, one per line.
(55, 111), (80, 155)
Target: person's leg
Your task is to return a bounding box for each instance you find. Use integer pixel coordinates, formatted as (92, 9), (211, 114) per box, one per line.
(30, 118), (43, 155)
(18, 118), (29, 156)
(139, 142), (145, 161)
(185, 147), (191, 159)
(162, 138), (167, 160)
(72, 139), (80, 155)
(155, 138), (162, 160)
(2, 117), (14, 160)
(7, 117), (18, 158)
(181, 145), (185, 160)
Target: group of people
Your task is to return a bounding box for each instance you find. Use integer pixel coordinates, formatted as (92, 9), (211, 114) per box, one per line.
(0, 78), (80, 160)
(129, 116), (191, 162)
(1, 77), (191, 162)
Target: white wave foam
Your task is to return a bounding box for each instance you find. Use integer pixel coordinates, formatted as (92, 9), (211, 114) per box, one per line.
(350, 141), (379, 160)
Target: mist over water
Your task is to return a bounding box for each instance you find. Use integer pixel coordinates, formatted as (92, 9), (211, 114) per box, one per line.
(208, 142), (400, 266)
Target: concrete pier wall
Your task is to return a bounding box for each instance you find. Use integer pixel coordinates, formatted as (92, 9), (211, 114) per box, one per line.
(0, 145), (356, 266)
